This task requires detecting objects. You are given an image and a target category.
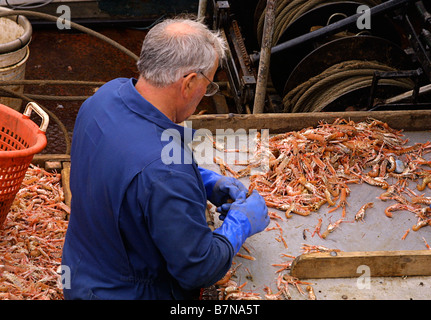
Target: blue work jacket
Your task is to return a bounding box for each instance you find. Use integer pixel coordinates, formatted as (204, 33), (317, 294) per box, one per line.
(62, 78), (234, 300)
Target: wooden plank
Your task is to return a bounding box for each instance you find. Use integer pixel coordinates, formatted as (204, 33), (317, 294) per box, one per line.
(32, 154), (70, 168)
(290, 250), (431, 279)
(45, 161), (62, 172)
(61, 162), (72, 209)
(384, 84), (431, 104)
(189, 110), (431, 133)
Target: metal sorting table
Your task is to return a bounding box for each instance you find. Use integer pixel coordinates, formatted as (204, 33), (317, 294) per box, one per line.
(190, 110), (431, 300)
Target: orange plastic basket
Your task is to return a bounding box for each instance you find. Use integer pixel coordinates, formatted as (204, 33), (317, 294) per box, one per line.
(0, 102), (49, 227)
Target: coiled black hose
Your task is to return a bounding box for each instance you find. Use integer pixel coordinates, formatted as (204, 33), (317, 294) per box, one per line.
(283, 60), (415, 112)
(256, 0), (383, 45)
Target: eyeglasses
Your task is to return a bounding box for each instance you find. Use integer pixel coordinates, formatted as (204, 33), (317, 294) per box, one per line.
(183, 71), (219, 97)
(198, 71), (219, 97)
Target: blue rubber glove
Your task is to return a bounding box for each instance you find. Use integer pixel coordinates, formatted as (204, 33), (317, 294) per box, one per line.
(216, 203), (231, 220)
(210, 176), (248, 207)
(198, 167), (222, 201)
(214, 190), (269, 254)
(198, 167), (247, 207)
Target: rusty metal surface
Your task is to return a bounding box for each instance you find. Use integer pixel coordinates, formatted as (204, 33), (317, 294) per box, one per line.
(23, 27), (144, 153)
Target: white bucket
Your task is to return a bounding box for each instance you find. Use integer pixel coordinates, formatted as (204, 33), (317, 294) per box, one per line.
(0, 10), (32, 111)
(0, 46), (29, 111)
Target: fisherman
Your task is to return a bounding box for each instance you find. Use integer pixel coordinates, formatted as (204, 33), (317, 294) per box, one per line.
(61, 17), (269, 299)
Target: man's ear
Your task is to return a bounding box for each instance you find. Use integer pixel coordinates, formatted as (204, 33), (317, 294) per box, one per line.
(181, 73), (198, 98)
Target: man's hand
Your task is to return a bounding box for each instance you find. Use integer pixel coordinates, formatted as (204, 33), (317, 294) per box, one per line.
(210, 176), (248, 207)
(214, 190), (269, 254)
(228, 190), (269, 237)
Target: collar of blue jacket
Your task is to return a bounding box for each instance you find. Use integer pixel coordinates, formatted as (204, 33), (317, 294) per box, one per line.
(120, 77), (196, 142)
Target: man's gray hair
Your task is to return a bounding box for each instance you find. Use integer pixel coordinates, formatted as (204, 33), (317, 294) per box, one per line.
(137, 18), (227, 87)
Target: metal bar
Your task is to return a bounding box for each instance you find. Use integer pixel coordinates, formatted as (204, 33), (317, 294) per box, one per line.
(220, 29), (244, 113)
(383, 84), (431, 105)
(367, 69), (423, 108)
(253, 0), (277, 114)
(198, 0), (208, 20)
(415, 1), (431, 27)
(370, 103), (431, 111)
(404, 14), (431, 81)
(250, 0), (417, 63)
(422, 29), (431, 49)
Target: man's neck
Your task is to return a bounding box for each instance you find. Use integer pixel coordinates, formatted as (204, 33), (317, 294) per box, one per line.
(134, 77), (179, 122)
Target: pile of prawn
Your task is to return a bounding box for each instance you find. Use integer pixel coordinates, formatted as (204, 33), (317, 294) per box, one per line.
(0, 165), (69, 300)
(214, 261), (317, 300)
(217, 118), (431, 233)
(212, 118), (431, 300)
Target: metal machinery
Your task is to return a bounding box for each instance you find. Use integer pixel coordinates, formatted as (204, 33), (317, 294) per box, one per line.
(207, 0), (431, 114)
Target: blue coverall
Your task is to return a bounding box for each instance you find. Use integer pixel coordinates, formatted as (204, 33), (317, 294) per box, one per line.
(61, 78), (234, 299)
